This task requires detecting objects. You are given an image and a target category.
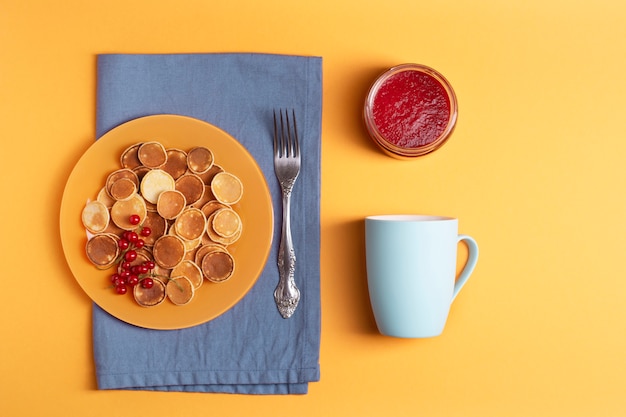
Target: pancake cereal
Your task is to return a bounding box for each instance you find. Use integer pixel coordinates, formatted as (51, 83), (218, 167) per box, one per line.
(82, 140), (244, 307)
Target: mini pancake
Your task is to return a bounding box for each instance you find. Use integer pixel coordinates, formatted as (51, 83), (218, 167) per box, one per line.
(211, 207), (241, 238)
(85, 233), (119, 269)
(82, 200), (110, 233)
(175, 173), (205, 206)
(209, 225), (242, 246)
(110, 194), (147, 230)
(201, 249), (235, 282)
(184, 245), (199, 262)
(152, 235), (186, 269)
(137, 141), (167, 168)
(140, 210), (168, 245)
(96, 187), (116, 208)
(170, 260), (203, 289)
(166, 276), (195, 305)
(103, 219), (124, 236)
(205, 212), (242, 245)
(106, 169), (139, 199)
(152, 262), (172, 278)
(200, 200), (229, 219)
(197, 164), (224, 185)
(133, 278), (167, 307)
(161, 148), (188, 180)
(201, 230), (217, 246)
(144, 200), (157, 212)
(169, 223), (201, 252)
(132, 165), (151, 182)
(174, 208), (206, 241)
(156, 189), (186, 220)
(186, 146), (214, 174)
(140, 169), (175, 204)
(194, 243), (225, 266)
(211, 171), (243, 205)
(182, 236), (202, 252)
(120, 143), (142, 169)
(109, 177), (137, 201)
(191, 185), (214, 209)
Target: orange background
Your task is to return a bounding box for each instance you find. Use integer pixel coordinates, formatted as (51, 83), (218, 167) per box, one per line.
(1, 0), (625, 416)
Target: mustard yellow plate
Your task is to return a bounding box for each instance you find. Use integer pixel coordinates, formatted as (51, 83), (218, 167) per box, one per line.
(60, 115), (273, 329)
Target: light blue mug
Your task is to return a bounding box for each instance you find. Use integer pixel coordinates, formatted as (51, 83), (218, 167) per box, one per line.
(365, 215), (479, 338)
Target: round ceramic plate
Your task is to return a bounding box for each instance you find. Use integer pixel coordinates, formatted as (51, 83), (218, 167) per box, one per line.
(60, 115), (273, 329)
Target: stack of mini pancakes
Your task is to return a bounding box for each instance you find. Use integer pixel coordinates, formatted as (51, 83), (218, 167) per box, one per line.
(82, 141), (244, 307)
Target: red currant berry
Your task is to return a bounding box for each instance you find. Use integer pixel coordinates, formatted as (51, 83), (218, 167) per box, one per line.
(119, 270), (131, 279)
(135, 239), (145, 249)
(115, 284), (128, 295)
(127, 275), (139, 286)
(138, 264), (149, 274)
(145, 261), (155, 270)
(129, 214), (141, 225)
(140, 227), (152, 237)
(127, 231), (139, 243)
(110, 273), (121, 283)
(118, 239), (130, 250)
(120, 261), (131, 271)
(130, 265), (140, 274)
(124, 250), (137, 262)
(141, 278), (154, 289)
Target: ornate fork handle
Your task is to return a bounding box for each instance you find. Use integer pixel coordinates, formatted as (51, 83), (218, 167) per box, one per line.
(272, 109), (301, 319)
(274, 178), (300, 319)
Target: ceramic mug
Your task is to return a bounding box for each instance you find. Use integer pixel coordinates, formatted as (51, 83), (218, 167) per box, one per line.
(365, 215), (479, 338)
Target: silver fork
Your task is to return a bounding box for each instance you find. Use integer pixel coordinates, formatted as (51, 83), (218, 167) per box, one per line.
(272, 109), (301, 319)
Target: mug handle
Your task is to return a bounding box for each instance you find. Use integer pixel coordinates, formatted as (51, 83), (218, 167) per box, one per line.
(451, 235), (479, 303)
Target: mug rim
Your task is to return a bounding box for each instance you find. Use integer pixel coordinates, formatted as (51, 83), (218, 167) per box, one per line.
(366, 214), (457, 222)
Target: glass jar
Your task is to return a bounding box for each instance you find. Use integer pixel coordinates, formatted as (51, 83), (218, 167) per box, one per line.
(364, 63), (458, 159)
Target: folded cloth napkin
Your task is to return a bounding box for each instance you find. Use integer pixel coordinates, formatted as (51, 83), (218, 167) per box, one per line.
(93, 53), (322, 394)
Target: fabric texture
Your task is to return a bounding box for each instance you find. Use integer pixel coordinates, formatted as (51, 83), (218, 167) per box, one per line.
(93, 53), (322, 394)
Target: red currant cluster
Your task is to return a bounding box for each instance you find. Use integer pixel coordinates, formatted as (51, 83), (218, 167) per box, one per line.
(109, 214), (155, 295)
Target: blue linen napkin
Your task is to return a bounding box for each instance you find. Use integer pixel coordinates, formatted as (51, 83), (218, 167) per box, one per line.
(93, 53), (322, 394)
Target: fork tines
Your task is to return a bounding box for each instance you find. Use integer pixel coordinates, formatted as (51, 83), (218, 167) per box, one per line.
(273, 109), (300, 159)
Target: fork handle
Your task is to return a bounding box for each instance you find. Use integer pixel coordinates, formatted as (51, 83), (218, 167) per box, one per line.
(274, 190), (301, 318)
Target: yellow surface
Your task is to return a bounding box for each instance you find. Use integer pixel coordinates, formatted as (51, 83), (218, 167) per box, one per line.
(1, 0), (625, 415)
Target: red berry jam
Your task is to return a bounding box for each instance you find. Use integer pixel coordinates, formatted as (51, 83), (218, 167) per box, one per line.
(364, 64), (457, 159)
